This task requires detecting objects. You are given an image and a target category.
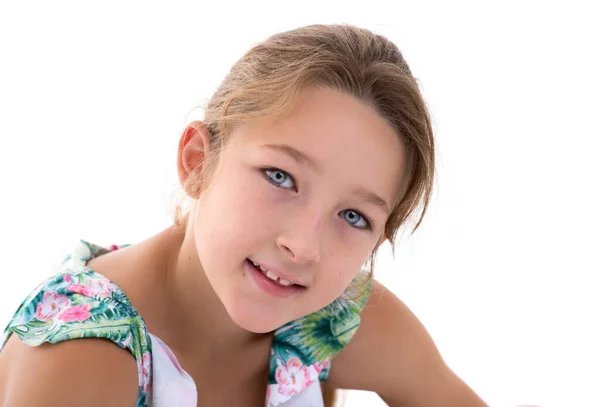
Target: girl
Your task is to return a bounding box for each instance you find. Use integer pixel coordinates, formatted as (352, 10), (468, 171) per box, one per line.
(0, 24), (486, 406)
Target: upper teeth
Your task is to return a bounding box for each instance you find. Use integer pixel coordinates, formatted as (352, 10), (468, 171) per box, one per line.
(251, 261), (293, 287)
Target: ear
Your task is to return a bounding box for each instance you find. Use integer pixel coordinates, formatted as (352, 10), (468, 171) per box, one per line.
(177, 121), (211, 198)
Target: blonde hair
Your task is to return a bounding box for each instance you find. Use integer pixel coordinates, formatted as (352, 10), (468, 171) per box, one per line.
(173, 24), (436, 407)
(174, 24), (435, 247)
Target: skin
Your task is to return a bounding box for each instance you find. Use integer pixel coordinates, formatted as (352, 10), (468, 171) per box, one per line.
(187, 86), (403, 334)
(0, 86), (486, 406)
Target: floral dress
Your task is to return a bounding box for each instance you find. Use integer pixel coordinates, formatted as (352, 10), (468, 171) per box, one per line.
(0, 241), (372, 406)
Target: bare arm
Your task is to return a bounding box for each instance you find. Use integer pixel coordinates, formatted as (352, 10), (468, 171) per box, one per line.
(326, 281), (487, 407)
(0, 335), (138, 407)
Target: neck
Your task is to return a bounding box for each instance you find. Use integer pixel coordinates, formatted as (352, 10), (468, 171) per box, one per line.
(137, 223), (270, 361)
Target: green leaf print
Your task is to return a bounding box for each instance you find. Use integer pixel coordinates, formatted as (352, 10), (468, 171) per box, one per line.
(292, 311), (348, 363)
(268, 274), (372, 385)
(128, 316), (150, 360)
(136, 388), (147, 407)
(88, 300), (109, 316)
(48, 318), (133, 345)
(110, 289), (137, 315)
(11, 290), (45, 325)
(275, 301), (361, 361)
(9, 319), (55, 346)
(2, 241), (151, 407)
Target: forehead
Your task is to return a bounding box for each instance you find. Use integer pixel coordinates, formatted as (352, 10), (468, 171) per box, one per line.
(228, 87), (406, 203)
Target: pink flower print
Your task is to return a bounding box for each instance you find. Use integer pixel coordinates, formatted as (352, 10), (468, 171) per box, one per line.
(58, 304), (92, 322)
(64, 275), (72, 283)
(137, 351), (152, 392)
(66, 283), (94, 297)
(88, 278), (115, 298)
(66, 279), (115, 299)
(314, 357), (330, 375)
(35, 291), (70, 321)
(275, 357), (312, 397)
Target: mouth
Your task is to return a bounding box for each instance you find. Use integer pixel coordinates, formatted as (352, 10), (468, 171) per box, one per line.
(247, 259), (304, 287)
(245, 258), (306, 297)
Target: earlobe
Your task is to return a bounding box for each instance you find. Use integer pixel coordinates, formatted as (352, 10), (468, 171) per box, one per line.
(176, 121), (211, 197)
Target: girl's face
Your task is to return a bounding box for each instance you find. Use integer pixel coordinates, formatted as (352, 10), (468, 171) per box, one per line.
(191, 87), (406, 333)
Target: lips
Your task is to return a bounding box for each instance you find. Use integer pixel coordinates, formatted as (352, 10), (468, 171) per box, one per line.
(247, 259), (305, 288)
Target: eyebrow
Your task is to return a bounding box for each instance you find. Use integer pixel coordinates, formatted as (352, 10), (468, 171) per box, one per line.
(262, 143), (322, 172)
(352, 187), (390, 215)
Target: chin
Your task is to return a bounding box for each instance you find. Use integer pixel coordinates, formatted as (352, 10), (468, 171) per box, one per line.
(225, 299), (291, 334)
(234, 317), (278, 334)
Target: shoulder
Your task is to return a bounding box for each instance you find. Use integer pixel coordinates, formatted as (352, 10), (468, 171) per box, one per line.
(326, 280), (486, 406)
(0, 334), (138, 406)
(326, 280), (437, 391)
(0, 266), (153, 406)
(3, 268), (150, 351)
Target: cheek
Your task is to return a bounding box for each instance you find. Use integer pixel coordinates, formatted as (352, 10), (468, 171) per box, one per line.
(330, 220), (375, 265)
(222, 177), (280, 231)
(331, 220), (363, 252)
(309, 267), (362, 311)
(313, 233), (373, 304)
(197, 171), (280, 246)
(330, 268), (357, 291)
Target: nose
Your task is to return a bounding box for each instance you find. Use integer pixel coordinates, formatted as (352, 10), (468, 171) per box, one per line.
(276, 210), (324, 264)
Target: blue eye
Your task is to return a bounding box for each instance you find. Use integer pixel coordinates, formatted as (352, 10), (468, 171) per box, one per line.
(264, 169), (295, 190)
(340, 209), (370, 229)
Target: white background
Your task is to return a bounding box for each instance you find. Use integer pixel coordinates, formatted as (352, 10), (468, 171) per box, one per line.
(0, 1), (598, 406)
